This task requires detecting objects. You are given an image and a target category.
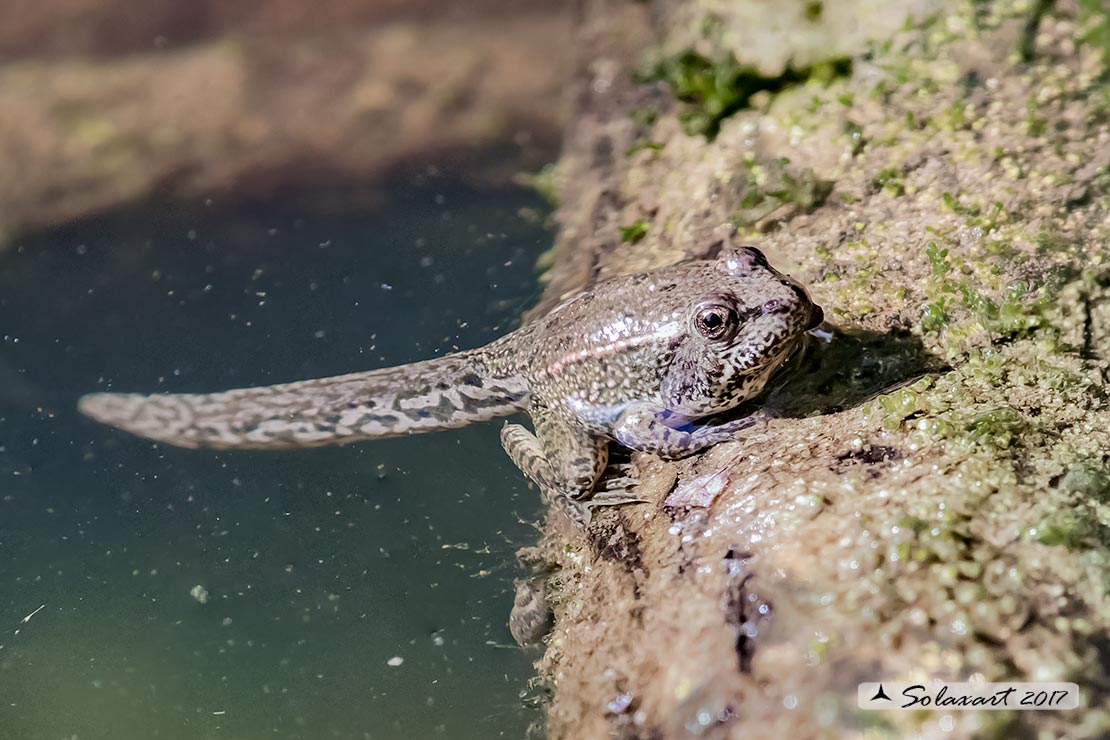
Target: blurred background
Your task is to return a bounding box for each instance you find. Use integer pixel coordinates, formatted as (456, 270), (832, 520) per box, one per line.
(0, 3), (573, 738)
(0, 0), (571, 240)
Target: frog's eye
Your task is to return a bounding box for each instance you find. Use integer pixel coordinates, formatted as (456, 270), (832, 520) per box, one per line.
(693, 302), (740, 341)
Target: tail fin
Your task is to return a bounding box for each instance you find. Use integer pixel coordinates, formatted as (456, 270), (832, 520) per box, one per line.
(78, 350), (529, 450)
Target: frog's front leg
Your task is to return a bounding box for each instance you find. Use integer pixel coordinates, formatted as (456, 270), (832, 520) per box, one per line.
(501, 403), (641, 526)
(612, 403), (766, 460)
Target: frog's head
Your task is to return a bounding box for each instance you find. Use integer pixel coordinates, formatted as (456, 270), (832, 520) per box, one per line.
(661, 245), (822, 417)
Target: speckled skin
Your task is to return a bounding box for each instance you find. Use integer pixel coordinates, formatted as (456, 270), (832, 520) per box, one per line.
(79, 245), (821, 525)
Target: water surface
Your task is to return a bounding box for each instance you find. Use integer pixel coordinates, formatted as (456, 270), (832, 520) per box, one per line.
(0, 183), (549, 739)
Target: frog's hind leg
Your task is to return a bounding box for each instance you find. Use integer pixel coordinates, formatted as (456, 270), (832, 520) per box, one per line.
(536, 412), (647, 510)
(500, 423), (592, 526)
(501, 404), (644, 527)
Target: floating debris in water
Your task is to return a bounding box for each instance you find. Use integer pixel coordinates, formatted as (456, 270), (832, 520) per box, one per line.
(190, 585), (209, 604)
(386, 656), (404, 667)
(22, 604), (46, 623)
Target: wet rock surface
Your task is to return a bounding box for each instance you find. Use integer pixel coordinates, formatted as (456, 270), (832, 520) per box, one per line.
(526, 0), (1110, 737)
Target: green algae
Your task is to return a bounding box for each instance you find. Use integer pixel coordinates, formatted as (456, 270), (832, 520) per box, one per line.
(620, 219), (650, 244)
(635, 49), (851, 140)
(788, 7), (1110, 734)
(1036, 462), (1110, 552)
(871, 166), (905, 196)
(624, 139), (664, 158)
(917, 234), (1054, 351)
(731, 157), (833, 230)
(1079, 0), (1110, 70)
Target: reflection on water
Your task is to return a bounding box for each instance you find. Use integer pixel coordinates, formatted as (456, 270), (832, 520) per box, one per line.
(0, 183), (549, 739)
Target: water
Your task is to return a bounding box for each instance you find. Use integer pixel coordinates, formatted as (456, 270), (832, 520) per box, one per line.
(0, 183), (550, 739)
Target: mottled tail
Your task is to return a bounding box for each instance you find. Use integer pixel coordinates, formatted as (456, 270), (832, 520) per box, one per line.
(78, 350), (530, 449)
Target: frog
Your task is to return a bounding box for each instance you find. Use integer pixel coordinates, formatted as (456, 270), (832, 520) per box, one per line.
(79, 242), (822, 527)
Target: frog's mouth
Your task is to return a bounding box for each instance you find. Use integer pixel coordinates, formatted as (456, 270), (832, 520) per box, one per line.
(741, 306), (822, 372)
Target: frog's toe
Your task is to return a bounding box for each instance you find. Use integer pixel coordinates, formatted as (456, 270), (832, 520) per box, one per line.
(604, 460), (636, 475)
(587, 489), (649, 507)
(596, 474), (640, 492)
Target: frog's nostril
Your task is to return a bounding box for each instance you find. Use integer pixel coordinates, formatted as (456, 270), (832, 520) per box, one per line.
(762, 299), (785, 314)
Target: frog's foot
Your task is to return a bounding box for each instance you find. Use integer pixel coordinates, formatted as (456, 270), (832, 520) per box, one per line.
(546, 488), (647, 529)
(509, 575), (555, 648)
(549, 491), (592, 529)
(596, 474), (640, 492)
(595, 448), (640, 493)
(613, 405), (769, 460)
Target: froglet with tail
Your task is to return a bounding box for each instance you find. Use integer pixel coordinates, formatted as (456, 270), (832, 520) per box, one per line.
(79, 243), (822, 526)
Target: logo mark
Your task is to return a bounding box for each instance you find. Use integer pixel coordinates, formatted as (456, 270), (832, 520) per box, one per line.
(870, 684), (892, 702)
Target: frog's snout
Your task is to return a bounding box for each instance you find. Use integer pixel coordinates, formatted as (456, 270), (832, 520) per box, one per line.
(762, 280), (823, 330)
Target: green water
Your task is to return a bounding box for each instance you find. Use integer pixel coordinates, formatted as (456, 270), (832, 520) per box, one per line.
(0, 184), (549, 739)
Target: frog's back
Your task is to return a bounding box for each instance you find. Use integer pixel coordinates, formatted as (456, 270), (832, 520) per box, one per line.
(501, 264), (709, 425)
